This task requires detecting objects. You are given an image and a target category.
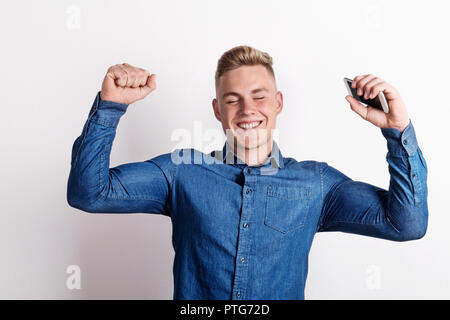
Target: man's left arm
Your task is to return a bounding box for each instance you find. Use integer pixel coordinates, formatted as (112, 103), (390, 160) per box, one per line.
(317, 74), (428, 241)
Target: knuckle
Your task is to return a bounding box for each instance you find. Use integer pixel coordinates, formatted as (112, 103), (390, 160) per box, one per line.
(116, 72), (126, 79)
(118, 76), (127, 84)
(137, 69), (146, 78)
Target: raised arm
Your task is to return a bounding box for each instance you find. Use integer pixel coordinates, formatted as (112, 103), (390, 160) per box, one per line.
(317, 74), (428, 241)
(67, 64), (173, 216)
(317, 121), (428, 241)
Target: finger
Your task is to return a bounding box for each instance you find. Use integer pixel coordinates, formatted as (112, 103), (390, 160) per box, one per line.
(146, 73), (157, 90)
(121, 63), (137, 87)
(116, 64), (131, 87)
(132, 74), (141, 88)
(140, 73), (157, 96)
(346, 95), (368, 120)
(363, 77), (383, 99)
(107, 65), (128, 87)
(132, 68), (148, 88)
(351, 74), (368, 89)
(128, 67), (140, 88)
(355, 74), (376, 96)
(137, 68), (150, 87)
(380, 82), (399, 102)
(368, 81), (387, 99)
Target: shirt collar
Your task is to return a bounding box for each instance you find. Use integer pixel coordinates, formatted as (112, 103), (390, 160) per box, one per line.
(215, 140), (285, 169)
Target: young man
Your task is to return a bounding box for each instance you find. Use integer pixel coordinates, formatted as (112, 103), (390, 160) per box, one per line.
(67, 45), (428, 299)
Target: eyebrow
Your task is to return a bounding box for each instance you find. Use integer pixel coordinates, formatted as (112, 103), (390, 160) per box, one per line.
(222, 87), (269, 99)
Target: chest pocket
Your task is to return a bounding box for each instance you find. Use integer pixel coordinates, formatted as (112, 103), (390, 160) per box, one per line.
(264, 185), (312, 234)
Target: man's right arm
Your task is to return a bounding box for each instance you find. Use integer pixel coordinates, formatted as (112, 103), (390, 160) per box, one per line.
(67, 64), (173, 216)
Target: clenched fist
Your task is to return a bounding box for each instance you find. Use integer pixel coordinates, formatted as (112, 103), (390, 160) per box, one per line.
(100, 63), (156, 104)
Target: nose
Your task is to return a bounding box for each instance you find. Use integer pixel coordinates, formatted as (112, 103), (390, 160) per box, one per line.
(241, 97), (257, 115)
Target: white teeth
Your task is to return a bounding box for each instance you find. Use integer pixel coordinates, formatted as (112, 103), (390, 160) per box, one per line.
(237, 121), (261, 129)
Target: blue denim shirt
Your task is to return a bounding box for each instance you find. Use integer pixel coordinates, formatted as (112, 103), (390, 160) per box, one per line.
(67, 93), (428, 300)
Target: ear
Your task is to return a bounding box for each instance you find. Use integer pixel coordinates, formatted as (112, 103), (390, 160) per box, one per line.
(212, 98), (222, 122)
(275, 91), (284, 115)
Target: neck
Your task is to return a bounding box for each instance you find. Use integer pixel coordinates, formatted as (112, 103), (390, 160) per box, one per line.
(227, 139), (273, 166)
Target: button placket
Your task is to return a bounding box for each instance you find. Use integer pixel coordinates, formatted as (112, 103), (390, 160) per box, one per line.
(231, 168), (256, 300)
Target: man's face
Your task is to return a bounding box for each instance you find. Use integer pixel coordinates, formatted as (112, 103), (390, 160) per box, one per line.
(212, 65), (283, 152)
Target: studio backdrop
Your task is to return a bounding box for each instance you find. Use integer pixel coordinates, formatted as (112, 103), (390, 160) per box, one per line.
(0, 0), (448, 299)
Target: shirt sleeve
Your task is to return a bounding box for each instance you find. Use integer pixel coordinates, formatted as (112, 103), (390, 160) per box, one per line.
(316, 119), (428, 241)
(67, 92), (174, 216)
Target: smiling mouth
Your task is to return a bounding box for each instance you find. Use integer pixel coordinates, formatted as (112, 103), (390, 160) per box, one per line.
(236, 120), (264, 130)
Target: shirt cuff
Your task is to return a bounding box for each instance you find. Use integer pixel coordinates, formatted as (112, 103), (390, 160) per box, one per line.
(380, 119), (419, 157)
(88, 91), (129, 127)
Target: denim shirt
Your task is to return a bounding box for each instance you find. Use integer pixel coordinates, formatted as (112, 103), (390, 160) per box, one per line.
(67, 93), (428, 300)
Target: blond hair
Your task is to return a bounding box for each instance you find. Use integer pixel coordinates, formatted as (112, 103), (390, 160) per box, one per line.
(215, 45), (275, 89)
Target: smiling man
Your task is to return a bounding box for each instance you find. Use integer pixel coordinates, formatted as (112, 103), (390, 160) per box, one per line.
(67, 45), (428, 299)
(212, 57), (283, 167)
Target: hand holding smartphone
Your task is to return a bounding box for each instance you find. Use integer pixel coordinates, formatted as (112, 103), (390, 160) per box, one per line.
(343, 77), (389, 113)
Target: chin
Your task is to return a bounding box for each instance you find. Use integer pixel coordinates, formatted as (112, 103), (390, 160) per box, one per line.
(224, 124), (270, 149)
(235, 134), (268, 150)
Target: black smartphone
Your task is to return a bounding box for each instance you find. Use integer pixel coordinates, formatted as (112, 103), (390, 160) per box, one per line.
(343, 77), (389, 113)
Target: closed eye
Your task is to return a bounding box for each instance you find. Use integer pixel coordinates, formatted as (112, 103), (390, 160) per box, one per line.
(254, 97), (265, 100)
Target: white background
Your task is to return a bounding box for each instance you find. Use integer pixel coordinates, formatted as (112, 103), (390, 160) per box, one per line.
(1, 0), (449, 299)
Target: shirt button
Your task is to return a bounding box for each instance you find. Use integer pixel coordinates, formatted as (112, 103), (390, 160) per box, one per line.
(243, 223), (248, 228)
(403, 139), (408, 145)
(236, 291), (241, 298)
(246, 189), (252, 195)
(240, 257), (246, 263)
(412, 173), (416, 178)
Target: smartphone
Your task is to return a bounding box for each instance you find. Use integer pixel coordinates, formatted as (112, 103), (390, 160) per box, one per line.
(343, 77), (389, 113)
